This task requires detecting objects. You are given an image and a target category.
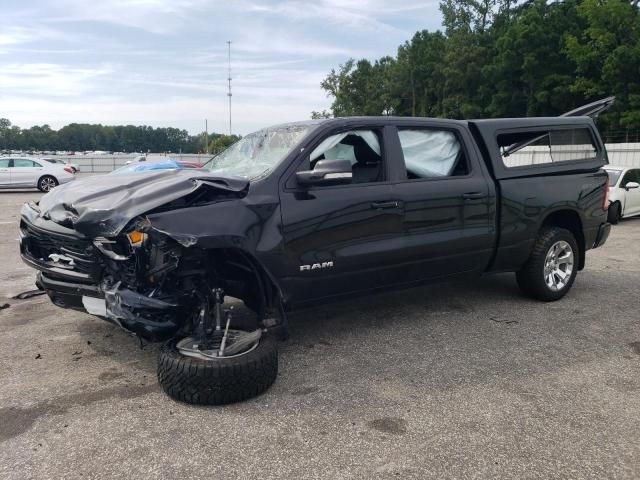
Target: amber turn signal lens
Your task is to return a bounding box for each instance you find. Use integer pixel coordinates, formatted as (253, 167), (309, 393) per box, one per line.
(127, 231), (144, 244)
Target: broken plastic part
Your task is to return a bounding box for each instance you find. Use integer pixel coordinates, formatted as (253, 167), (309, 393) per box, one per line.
(104, 281), (181, 341)
(151, 227), (198, 248)
(11, 289), (46, 300)
(93, 238), (130, 261)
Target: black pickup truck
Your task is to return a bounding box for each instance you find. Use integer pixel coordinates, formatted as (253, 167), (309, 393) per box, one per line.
(19, 100), (612, 404)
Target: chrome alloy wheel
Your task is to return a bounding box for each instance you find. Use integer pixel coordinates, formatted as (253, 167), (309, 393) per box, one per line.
(40, 177), (57, 192)
(543, 240), (574, 292)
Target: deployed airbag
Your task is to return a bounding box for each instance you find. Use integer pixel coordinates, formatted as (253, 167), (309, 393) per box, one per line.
(398, 130), (460, 178)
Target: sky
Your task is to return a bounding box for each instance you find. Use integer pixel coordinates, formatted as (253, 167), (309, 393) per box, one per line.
(1, 0), (443, 135)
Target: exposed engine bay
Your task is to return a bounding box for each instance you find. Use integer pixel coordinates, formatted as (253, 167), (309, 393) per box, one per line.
(95, 217), (279, 341)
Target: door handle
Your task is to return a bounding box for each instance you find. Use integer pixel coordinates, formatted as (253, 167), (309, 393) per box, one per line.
(371, 201), (400, 209)
(462, 192), (486, 200)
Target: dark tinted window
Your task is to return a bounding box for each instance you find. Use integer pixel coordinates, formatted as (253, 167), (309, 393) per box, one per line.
(499, 128), (598, 167)
(621, 169), (640, 186)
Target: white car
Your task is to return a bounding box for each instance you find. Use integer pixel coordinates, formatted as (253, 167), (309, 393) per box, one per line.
(42, 157), (80, 173)
(0, 157), (76, 192)
(605, 166), (640, 224)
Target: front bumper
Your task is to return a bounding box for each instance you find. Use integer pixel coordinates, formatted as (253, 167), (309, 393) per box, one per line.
(20, 205), (182, 341)
(593, 222), (611, 248)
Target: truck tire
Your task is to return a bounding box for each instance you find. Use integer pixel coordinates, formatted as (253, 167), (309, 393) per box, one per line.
(516, 227), (579, 302)
(157, 335), (278, 405)
(607, 201), (621, 224)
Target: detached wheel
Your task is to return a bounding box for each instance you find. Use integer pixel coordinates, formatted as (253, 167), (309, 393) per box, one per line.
(516, 227), (578, 302)
(38, 175), (58, 192)
(607, 202), (621, 224)
(158, 332), (278, 405)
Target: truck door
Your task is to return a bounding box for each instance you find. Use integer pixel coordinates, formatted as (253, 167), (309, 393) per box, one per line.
(279, 126), (405, 305)
(390, 125), (496, 279)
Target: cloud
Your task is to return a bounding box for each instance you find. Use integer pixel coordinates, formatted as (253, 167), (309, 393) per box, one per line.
(0, 26), (55, 46)
(1, 0), (442, 134)
(46, 0), (213, 34)
(247, 0), (437, 32)
(0, 63), (115, 97)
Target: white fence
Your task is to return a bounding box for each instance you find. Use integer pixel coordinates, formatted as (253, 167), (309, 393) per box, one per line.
(604, 143), (640, 167)
(6, 144), (640, 173)
(47, 154), (213, 173)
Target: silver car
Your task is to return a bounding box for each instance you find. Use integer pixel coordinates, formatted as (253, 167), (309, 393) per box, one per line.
(0, 157), (76, 192)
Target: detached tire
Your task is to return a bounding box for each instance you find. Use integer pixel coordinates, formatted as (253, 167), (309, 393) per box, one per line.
(158, 335), (278, 405)
(516, 227), (579, 302)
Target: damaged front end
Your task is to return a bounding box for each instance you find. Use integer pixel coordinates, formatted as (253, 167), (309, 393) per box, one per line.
(95, 218), (195, 340)
(20, 169), (281, 342)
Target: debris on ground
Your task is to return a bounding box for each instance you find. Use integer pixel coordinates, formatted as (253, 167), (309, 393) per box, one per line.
(0, 303), (10, 310)
(11, 289), (46, 300)
(35, 354), (41, 359)
(72, 351), (82, 356)
(490, 316), (519, 325)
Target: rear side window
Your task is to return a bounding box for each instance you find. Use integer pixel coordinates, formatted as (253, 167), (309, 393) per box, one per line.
(13, 159), (37, 167)
(398, 129), (468, 179)
(498, 128), (598, 168)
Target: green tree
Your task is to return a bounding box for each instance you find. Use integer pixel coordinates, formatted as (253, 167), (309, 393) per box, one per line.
(565, 0), (640, 130)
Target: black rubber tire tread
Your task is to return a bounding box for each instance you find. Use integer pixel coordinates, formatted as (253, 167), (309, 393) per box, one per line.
(516, 227), (578, 302)
(157, 335), (278, 405)
(37, 175), (58, 192)
(607, 201), (621, 224)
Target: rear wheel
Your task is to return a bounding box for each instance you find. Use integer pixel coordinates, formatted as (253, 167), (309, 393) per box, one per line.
(38, 175), (58, 192)
(516, 227), (578, 301)
(607, 201), (621, 224)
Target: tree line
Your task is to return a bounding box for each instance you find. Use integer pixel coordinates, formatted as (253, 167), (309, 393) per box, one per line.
(0, 118), (239, 154)
(315, 0), (640, 134)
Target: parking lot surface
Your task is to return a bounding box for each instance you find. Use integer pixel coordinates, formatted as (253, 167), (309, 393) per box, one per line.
(0, 188), (639, 479)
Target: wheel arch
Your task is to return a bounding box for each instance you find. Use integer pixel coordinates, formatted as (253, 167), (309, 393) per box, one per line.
(540, 209), (585, 270)
(37, 174), (58, 189)
(206, 247), (283, 319)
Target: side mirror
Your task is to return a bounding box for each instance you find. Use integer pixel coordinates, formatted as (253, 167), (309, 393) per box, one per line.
(296, 159), (353, 187)
(625, 181), (639, 190)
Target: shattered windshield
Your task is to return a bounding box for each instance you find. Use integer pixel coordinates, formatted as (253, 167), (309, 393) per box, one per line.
(204, 125), (310, 179)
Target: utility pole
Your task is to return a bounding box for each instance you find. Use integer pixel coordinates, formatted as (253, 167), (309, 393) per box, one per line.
(205, 118), (209, 154)
(227, 40), (232, 136)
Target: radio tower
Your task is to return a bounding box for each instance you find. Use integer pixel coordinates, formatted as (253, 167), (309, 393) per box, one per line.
(227, 40), (232, 136)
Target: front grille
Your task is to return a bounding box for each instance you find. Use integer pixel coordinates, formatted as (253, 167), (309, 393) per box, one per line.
(21, 221), (101, 278)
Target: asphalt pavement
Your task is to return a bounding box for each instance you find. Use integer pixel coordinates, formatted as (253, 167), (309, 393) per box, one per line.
(0, 188), (638, 479)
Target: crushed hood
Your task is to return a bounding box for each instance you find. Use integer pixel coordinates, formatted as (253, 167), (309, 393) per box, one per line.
(36, 169), (249, 238)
